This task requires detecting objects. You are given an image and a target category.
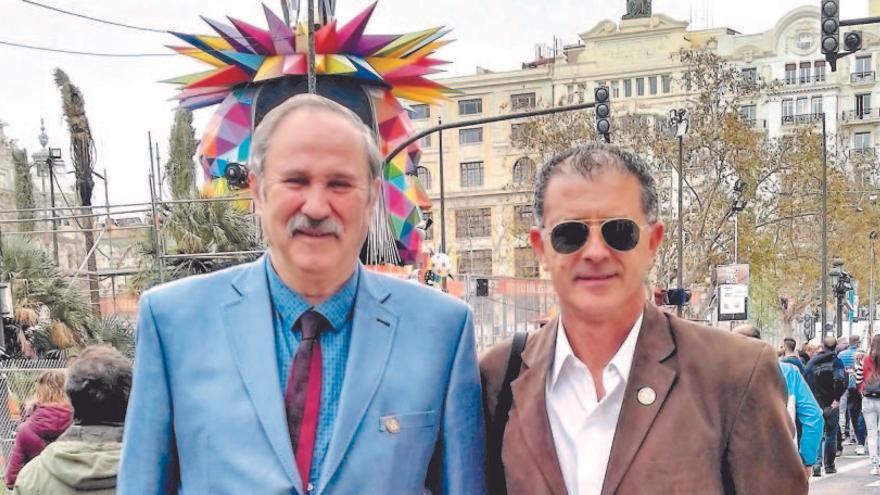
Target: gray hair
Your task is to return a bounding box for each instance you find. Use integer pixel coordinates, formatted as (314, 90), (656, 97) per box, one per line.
(249, 93), (383, 184)
(65, 345), (132, 425)
(533, 143), (659, 228)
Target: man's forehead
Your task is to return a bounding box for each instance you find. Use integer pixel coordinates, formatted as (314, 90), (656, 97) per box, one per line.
(543, 169), (644, 219)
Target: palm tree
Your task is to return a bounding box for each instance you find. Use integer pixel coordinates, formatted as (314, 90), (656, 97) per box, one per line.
(53, 69), (100, 311)
(0, 236), (133, 358)
(132, 111), (260, 291)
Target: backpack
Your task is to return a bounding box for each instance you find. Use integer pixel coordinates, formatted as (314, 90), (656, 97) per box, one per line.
(487, 331), (528, 495)
(810, 355), (847, 402)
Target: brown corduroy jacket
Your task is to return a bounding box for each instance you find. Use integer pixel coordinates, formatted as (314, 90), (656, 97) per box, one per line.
(480, 303), (808, 495)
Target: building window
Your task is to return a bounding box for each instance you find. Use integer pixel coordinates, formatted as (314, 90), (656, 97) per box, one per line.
(811, 96), (824, 116)
(624, 79), (632, 98)
(422, 211), (433, 240)
(455, 208), (491, 238)
(416, 166), (432, 190)
(857, 93), (872, 117)
(460, 161), (484, 188)
(741, 67), (757, 84)
(458, 249), (493, 275)
(799, 62), (811, 84)
(785, 63), (797, 85)
(661, 75), (672, 93)
(797, 33), (813, 50)
(408, 104), (430, 120)
(514, 204), (534, 234)
(458, 98), (482, 115)
(512, 157), (536, 185)
(459, 127), (483, 145)
(856, 56), (872, 75)
(796, 97), (809, 116)
(855, 132), (872, 151)
(648, 76), (658, 95)
(419, 134), (432, 147)
(511, 123), (525, 141)
(611, 80), (620, 99)
(511, 92), (536, 111)
(814, 61), (826, 82)
(782, 99), (794, 117)
(515, 248), (540, 278)
(636, 78), (645, 96)
(741, 104), (757, 126)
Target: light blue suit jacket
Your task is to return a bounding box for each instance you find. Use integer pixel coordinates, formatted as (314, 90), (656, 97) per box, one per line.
(118, 258), (486, 494)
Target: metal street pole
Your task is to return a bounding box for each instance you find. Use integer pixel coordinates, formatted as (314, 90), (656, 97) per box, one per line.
(103, 168), (117, 314)
(733, 214), (739, 264)
(677, 133), (684, 317)
(821, 114), (829, 335)
(438, 116), (446, 255)
(307, 0), (316, 94)
(871, 236), (877, 337)
(837, 287), (844, 338)
(48, 163), (59, 265)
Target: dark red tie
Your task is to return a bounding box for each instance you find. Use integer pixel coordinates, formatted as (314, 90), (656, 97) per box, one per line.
(285, 311), (325, 486)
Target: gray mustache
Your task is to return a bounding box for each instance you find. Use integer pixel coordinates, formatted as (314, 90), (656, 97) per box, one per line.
(286, 214), (343, 237)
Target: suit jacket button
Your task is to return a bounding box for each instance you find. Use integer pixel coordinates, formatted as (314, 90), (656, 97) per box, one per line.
(637, 387), (657, 406)
(385, 417), (401, 434)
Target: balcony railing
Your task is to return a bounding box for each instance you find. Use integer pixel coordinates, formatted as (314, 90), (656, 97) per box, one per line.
(744, 118), (767, 129)
(852, 71), (876, 83)
(782, 73), (826, 86)
(850, 147), (877, 159)
(781, 114), (823, 126)
(841, 109), (878, 123)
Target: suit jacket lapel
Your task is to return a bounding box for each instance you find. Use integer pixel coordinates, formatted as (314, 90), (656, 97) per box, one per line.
(222, 256), (301, 491)
(602, 304), (678, 495)
(509, 317), (568, 495)
(319, 267), (398, 491)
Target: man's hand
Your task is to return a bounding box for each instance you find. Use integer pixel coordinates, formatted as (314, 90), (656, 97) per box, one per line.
(831, 400), (839, 409)
(804, 466), (813, 479)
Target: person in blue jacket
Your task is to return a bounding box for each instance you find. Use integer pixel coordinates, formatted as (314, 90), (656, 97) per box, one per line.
(734, 325), (824, 476)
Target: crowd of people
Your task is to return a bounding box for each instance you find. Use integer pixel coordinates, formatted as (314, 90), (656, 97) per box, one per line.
(760, 330), (880, 479)
(3, 346), (132, 494)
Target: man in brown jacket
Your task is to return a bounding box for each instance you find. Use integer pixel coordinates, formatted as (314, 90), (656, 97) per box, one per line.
(481, 143), (806, 494)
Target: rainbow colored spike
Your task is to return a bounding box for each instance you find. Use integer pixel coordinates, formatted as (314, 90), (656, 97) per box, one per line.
(165, 2), (456, 265)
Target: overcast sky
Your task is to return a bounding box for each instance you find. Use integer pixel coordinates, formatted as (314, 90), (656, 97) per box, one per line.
(0, 0), (869, 207)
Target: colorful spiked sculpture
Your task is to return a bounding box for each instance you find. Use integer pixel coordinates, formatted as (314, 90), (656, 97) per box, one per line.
(164, 2), (455, 264)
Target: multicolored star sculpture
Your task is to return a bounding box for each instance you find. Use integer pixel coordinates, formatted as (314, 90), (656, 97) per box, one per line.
(164, 1), (454, 264)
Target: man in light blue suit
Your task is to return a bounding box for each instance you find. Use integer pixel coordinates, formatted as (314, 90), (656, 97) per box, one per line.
(119, 94), (486, 494)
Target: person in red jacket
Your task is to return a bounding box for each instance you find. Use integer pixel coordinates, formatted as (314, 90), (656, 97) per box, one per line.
(5, 370), (73, 488)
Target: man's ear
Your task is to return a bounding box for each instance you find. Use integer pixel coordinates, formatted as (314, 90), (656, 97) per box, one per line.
(249, 171), (262, 215)
(647, 220), (665, 260)
(529, 226), (548, 270)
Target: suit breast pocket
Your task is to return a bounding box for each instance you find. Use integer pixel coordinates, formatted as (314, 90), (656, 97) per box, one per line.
(379, 410), (439, 432)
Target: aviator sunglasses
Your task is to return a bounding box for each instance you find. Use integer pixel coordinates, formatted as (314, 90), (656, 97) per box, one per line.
(548, 218), (647, 254)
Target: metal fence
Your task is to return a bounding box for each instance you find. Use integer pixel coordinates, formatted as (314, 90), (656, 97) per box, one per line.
(459, 275), (558, 352)
(0, 359), (67, 471)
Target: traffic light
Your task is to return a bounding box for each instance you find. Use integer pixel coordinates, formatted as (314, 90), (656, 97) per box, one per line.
(844, 30), (863, 52)
(821, 0), (840, 71)
(594, 86), (611, 144)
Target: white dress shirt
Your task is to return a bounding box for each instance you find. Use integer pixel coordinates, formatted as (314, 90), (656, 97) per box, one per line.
(545, 313), (643, 495)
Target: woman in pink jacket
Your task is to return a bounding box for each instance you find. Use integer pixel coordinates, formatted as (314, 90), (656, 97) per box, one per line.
(4, 370), (73, 489)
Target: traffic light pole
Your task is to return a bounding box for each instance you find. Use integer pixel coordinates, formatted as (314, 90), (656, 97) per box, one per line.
(384, 101), (599, 164)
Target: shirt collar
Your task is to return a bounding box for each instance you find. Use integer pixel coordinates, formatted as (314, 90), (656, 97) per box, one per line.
(265, 255), (359, 331)
(549, 311), (644, 390)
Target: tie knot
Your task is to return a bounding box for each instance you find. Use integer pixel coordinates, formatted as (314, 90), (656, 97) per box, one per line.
(297, 311), (327, 340)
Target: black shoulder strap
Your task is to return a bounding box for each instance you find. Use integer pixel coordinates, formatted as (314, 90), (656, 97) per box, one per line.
(487, 331), (528, 495)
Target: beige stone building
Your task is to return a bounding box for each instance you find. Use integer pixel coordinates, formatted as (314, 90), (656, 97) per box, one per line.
(411, 1), (880, 278)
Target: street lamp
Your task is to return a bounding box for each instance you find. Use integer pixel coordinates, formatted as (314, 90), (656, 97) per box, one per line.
(45, 147), (65, 265)
(669, 108), (688, 317)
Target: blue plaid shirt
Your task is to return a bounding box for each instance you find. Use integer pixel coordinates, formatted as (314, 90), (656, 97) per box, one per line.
(265, 256), (357, 488)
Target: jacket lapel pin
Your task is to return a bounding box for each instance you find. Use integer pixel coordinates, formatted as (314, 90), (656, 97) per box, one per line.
(637, 387), (657, 406)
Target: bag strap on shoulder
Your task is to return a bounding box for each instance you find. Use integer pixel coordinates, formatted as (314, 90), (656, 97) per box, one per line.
(487, 331), (528, 495)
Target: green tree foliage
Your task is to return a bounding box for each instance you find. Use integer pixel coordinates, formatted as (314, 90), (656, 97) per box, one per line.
(166, 109), (197, 200)
(11, 147), (36, 232)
